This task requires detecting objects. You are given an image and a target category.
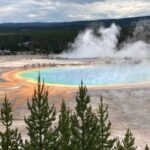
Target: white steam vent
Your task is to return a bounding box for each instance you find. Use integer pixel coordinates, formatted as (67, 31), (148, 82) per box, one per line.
(60, 23), (150, 59)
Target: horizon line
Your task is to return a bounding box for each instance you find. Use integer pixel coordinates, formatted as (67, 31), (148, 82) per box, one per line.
(0, 15), (149, 24)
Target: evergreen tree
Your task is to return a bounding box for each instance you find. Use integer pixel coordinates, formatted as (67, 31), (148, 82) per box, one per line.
(56, 100), (71, 150)
(96, 95), (116, 150)
(114, 140), (123, 150)
(24, 75), (56, 150)
(121, 129), (136, 150)
(145, 145), (149, 150)
(114, 129), (136, 150)
(70, 81), (98, 150)
(0, 95), (23, 150)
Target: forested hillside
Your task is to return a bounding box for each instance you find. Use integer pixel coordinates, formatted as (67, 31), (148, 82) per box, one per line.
(0, 16), (149, 55)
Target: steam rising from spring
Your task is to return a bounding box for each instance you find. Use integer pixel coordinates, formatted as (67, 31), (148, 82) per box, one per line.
(61, 22), (150, 59)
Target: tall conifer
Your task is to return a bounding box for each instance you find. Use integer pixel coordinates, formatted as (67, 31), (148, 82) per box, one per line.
(0, 95), (23, 150)
(96, 95), (116, 150)
(70, 81), (98, 150)
(56, 100), (71, 150)
(24, 75), (56, 150)
(114, 129), (137, 150)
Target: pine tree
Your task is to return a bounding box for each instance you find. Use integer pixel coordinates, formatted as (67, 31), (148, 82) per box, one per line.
(56, 100), (71, 150)
(24, 75), (56, 150)
(145, 145), (149, 150)
(114, 129), (137, 150)
(0, 95), (23, 150)
(96, 95), (116, 150)
(121, 129), (136, 150)
(70, 81), (98, 150)
(114, 140), (123, 150)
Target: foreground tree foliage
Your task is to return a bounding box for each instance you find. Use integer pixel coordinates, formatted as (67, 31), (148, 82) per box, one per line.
(96, 96), (116, 150)
(70, 81), (98, 150)
(114, 129), (137, 150)
(145, 145), (150, 150)
(24, 75), (56, 150)
(0, 78), (148, 149)
(56, 100), (71, 150)
(0, 95), (23, 150)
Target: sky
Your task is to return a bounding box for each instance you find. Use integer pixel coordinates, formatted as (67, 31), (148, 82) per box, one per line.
(0, 0), (150, 23)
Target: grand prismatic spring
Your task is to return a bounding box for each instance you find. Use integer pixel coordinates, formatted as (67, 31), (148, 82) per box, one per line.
(18, 63), (150, 87)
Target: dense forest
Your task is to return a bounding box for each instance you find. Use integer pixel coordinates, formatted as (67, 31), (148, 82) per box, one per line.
(0, 29), (79, 54)
(0, 16), (149, 55)
(0, 76), (148, 150)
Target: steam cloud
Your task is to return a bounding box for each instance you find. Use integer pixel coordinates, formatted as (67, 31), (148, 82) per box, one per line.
(60, 22), (150, 59)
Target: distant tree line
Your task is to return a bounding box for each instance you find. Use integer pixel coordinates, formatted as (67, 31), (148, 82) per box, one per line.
(0, 76), (149, 150)
(0, 29), (79, 55)
(0, 25), (144, 55)
(0, 18), (149, 55)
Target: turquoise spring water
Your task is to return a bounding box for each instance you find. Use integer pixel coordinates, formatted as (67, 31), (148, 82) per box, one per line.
(19, 64), (150, 86)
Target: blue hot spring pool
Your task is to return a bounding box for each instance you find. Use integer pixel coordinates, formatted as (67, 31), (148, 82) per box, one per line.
(19, 64), (150, 87)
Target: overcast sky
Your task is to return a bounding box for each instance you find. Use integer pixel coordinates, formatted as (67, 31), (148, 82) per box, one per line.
(0, 0), (150, 23)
